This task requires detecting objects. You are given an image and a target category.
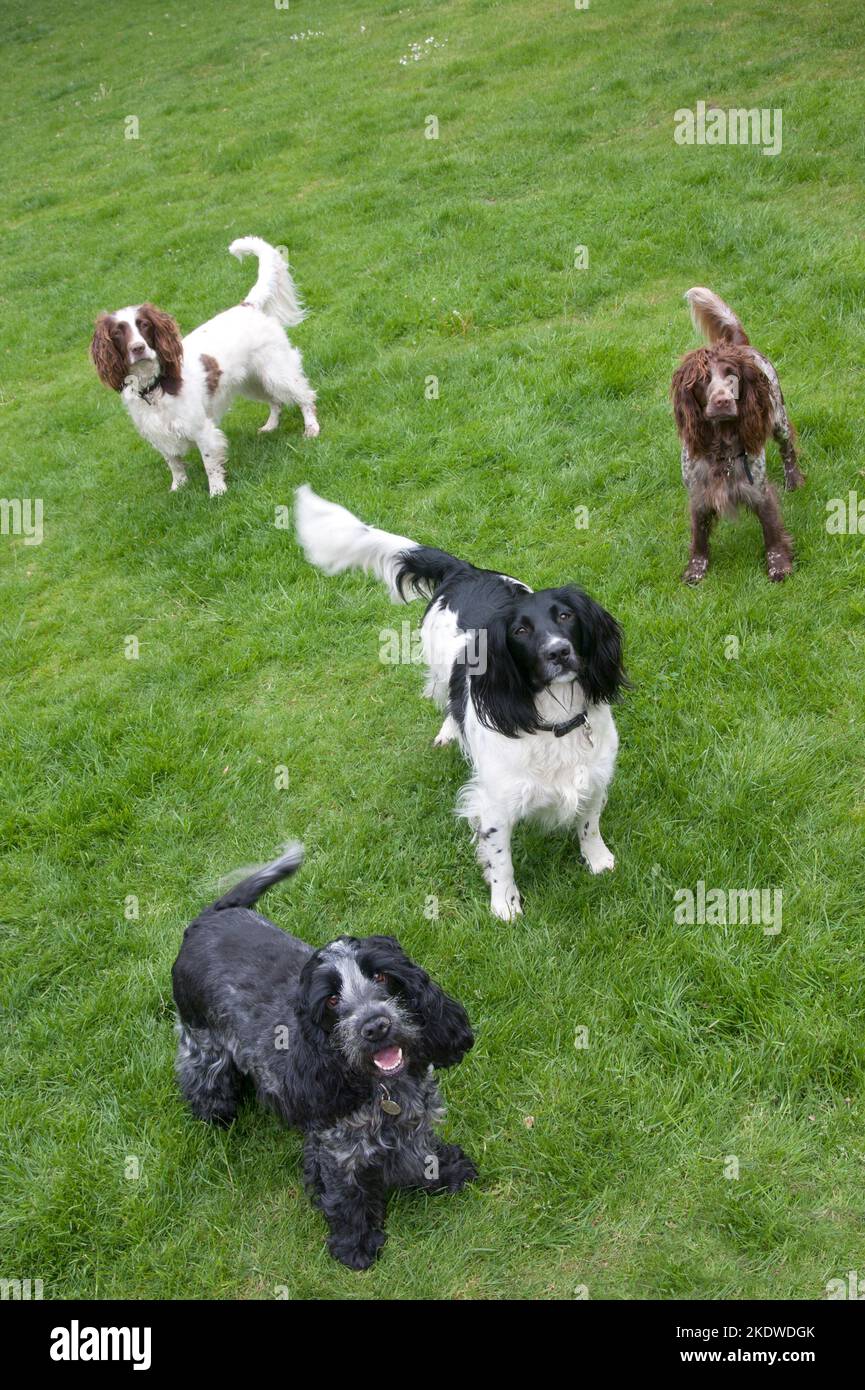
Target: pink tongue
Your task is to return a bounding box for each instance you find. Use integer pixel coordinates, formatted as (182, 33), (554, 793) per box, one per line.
(374, 1047), (402, 1069)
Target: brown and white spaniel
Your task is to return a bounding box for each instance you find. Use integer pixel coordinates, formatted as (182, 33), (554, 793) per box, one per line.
(90, 238), (319, 497)
(671, 287), (804, 583)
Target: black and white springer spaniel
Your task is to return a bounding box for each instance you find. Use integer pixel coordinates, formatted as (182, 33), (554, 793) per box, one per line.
(295, 487), (627, 920)
(90, 237), (319, 496)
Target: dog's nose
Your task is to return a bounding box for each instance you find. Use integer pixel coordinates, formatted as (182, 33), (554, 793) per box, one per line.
(361, 1015), (391, 1042)
(546, 641), (572, 664)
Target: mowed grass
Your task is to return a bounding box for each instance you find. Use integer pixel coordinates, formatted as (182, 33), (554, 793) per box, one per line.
(1, 0), (865, 1300)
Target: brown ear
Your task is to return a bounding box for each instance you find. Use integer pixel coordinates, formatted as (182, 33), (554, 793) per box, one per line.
(671, 350), (712, 458)
(738, 356), (774, 455)
(139, 303), (183, 383)
(90, 314), (126, 391)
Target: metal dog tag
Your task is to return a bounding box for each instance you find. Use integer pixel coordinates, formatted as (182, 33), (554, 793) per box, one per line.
(379, 1086), (401, 1116)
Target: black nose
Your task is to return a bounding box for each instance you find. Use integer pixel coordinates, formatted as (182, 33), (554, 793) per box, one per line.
(361, 1015), (391, 1042)
(547, 641), (572, 664)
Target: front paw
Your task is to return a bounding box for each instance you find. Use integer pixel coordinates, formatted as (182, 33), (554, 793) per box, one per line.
(784, 467), (805, 491)
(445, 1155), (478, 1193)
(766, 547), (792, 582)
(169, 478), (188, 492)
(683, 556), (708, 585)
(304, 419), (321, 439)
(582, 843), (615, 874)
(208, 479), (228, 498)
(328, 1229), (386, 1271)
(490, 885), (522, 921)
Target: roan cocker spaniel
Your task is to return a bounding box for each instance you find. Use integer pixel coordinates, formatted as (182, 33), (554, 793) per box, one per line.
(295, 486), (627, 921)
(90, 237), (319, 496)
(672, 286), (804, 584)
(171, 846), (476, 1270)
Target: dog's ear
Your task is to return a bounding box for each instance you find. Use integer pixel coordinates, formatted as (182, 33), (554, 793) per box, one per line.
(138, 302), (183, 383)
(367, 936), (474, 1069)
(671, 350), (712, 458)
(561, 586), (627, 706)
(296, 953), (333, 1032)
(470, 611), (539, 738)
(90, 314), (126, 391)
(737, 354), (774, 455)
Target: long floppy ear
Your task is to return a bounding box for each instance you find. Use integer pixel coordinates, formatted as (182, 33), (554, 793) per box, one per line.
(138, 302), (183, 385)
(90, 314), (126, 391)
(737, 355), (774, 455)
(367, 937), (474, 1070)
(470, 611), (539, 738)
(671, 350), (712, 457)
(562, 587), (627, 706)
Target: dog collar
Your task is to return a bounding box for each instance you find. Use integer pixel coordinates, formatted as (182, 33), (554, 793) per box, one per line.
(134, 372), (162, 402)
(721, 448), (753, 485)
(538, 709), (590, 739)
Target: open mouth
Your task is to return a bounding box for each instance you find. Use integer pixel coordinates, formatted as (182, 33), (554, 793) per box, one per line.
(372, 1046), (404, 1077)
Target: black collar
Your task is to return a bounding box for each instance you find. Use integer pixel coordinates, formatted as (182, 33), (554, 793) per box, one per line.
(133, 372), (162, 402)
(720, 446), (753, 485)
(538, 709), (588, 738)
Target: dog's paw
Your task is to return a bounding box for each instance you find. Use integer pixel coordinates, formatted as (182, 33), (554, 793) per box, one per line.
(445, 1156), (479, 1192)
(329, 1230), (386, 1271)
(683, 556), (708, 585)
(208, 478), (228, 498)
(169, 477), (188, 492)
(303, 419), (321, 440)
(433, 717), (458, 748)
(784, 467), (806, 491)
(583, 844), (615, 874)
(490, 885), (522, 921)
(766, 548), (792, 582)
(258, 419), (279, 434)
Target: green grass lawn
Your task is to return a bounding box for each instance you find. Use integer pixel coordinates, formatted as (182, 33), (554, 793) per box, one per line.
(2, 0), (865, 1300)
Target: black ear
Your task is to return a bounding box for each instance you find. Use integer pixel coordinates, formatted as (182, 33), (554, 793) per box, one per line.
(296, 954), (331, 1031)
(366, 937), (474, 1069)
(470, 612), (539, 738)
(563, 587), (627, 706)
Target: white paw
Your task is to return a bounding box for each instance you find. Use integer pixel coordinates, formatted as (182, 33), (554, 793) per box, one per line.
(169, 478), (187, 492)
(259, 420), (279, 434)
(583, 843), (615, 874)
(490, 886), (522, 921)
(208, 478), (227, 497)
(433, 718), (457, 748)
(303, 419), (321, 439)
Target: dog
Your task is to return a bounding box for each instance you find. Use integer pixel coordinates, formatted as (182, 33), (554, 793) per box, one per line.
(294, 486), (627, 921)
(171, 845), (476, 1270)
(671, 286), (804, 584)
(90, 237), (319, 496)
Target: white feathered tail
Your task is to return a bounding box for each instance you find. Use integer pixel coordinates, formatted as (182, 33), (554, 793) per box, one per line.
(294, 485), (421, 603)
(229, 236), (306, 328)
(685, 287), (749, 347)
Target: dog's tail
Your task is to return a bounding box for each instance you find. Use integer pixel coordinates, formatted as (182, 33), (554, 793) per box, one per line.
(212, 843), (305, 911)
(685, 287), (749, 347)
(294, 485), (467, 603)
(229, 236), (306, 327)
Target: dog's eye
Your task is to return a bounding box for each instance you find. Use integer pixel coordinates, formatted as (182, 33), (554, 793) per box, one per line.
(513, 625), (529, 636)
(558, 610), (573, 622)
(326, 994), (339, 1009)
(373, 972), (389, 986)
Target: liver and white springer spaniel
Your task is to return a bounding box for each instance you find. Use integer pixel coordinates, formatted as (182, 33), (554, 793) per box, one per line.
(90, 237), (319, 496)
(671, 287), (804, 583)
